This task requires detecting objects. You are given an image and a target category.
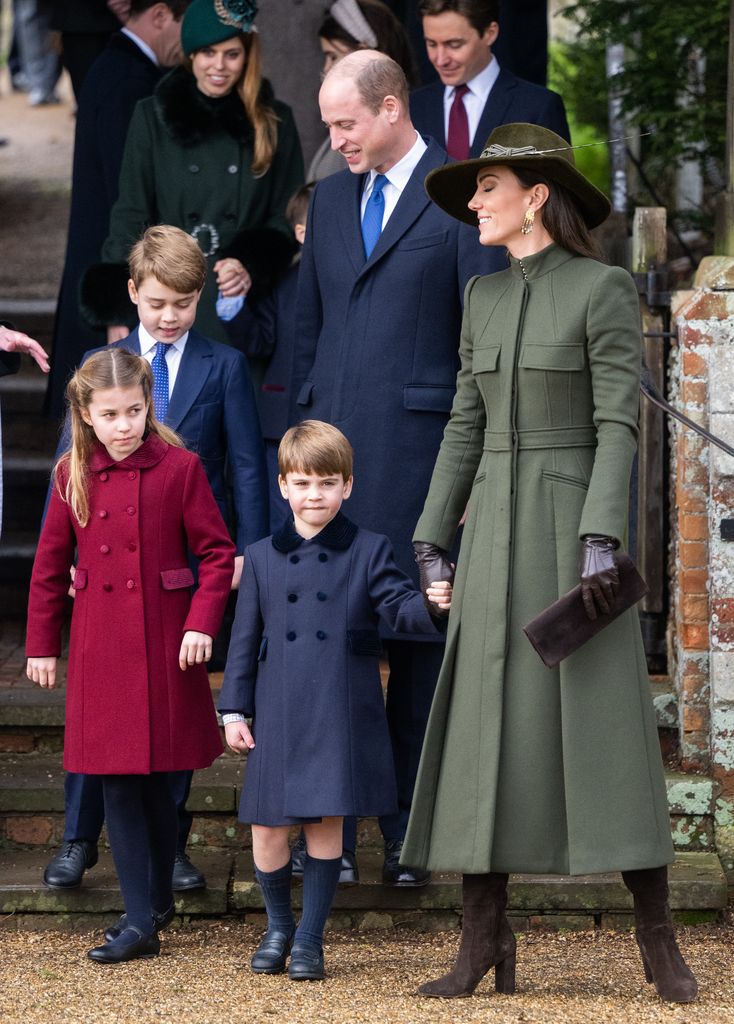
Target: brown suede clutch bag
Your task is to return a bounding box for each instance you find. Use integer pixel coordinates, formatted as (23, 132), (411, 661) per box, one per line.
(523, 554), (648, 669)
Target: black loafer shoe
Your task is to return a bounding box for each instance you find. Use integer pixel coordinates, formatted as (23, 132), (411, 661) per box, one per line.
(291, 837), (306, 876)
(382, 839), (431, 887)
(250, 928), (295, 974)
(172, 852), (205, 891)
(88, 926), (160, 964)
(104, 901), (176, 943)
(338, 850), (359, 885)
(43, 840), (98, 889)
(288, 943), (325, 981)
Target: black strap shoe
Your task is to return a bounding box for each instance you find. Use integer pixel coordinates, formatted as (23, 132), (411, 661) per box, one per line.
(88, 926), (160, 964)
(288, 943), (325, 981)
(250, 928), (295, 974)
(172, 852), (205, 891)
(43, 840), (98, 889)
(104, 901), (176, 943)
(382, 839), (431, 887)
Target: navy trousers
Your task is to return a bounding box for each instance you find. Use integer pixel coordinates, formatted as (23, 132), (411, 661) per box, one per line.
(64, 770), (194, 852)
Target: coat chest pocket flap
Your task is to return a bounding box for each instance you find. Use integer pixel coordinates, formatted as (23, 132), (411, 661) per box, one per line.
(472, 347), (500, 374)
(161, 567), (195, 590)
(396, 230), (448, 251)
(347, 629), (382, 656)
(519, 344), (585, 371)
(73, 569), (88, 590)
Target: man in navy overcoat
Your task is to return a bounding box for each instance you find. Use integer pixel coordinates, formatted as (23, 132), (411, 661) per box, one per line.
(292, 50), (484, 884)
(410, 0), (570, 158)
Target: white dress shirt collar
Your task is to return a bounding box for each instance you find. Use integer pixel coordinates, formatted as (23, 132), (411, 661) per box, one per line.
(443, 57), (501, 145)
(121, 27), (158, 66)
(364, 131), (427, 197)
(138, 323), (189, 358)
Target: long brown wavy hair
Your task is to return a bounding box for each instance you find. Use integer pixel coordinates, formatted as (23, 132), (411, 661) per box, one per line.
(511, 166), (602, 261)
(57, 349), (183, 528)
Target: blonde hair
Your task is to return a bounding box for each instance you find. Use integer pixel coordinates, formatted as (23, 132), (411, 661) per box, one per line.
(278, 420), (353, 480)
(57, 349), (183, 527)
(129, 225), (207, 292)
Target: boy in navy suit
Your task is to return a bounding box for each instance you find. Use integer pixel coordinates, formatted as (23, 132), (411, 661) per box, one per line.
(219, 420), (451, 980)
(42, 225), (268, 894)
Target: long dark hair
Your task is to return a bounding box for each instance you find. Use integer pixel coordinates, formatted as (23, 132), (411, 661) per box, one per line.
(511, 166), (602, 261)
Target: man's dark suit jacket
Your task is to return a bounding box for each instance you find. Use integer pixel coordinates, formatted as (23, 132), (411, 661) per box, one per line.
(46, 32), (162, 419)
(51, 328), (268, 553)
(410, 66), (571, 156)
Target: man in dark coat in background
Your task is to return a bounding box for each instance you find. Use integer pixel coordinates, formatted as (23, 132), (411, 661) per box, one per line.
(45, 0), (190, 420)
(49, 0), (128, 101)
(409, 0), (569, 159)
(293, 50), (483, 885)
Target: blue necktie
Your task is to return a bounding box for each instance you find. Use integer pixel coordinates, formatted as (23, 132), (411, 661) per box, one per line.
(361, 173), (388, 258)
(151, 342), (170, 421)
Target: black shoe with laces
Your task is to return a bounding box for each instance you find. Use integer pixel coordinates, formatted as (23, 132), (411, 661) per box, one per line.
(43, 840), (98, 889)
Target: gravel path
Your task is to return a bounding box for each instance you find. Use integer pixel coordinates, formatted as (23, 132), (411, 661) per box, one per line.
(1, 923), (732, 1024)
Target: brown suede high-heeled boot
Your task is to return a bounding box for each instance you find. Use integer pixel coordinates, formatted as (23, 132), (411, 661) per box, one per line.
(622, 866), (698, 1003)
(418, 872), (516, 998)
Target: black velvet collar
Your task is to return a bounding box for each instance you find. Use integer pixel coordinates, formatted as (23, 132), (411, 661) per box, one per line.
(154, 65), (276, 147)
(272, 512), (358, 553)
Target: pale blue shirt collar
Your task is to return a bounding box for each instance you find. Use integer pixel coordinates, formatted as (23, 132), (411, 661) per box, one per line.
(363, 131), (427, 196)
(121, 27), (158, 66)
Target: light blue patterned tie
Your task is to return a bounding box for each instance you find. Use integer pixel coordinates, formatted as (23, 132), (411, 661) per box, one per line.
(151, 342), (170, 421)
(361, 173), (388, 258)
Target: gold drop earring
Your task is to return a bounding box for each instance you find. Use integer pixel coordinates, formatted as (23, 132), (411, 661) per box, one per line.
(521, 208), (535, 235)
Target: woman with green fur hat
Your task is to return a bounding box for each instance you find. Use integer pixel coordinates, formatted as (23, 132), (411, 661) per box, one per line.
(83, 0), (304, 349)
(404, 122), (698, 1005)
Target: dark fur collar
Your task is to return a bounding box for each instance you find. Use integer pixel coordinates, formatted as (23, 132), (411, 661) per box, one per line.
(154, 65), (274, 147)
(272, 512), (358, 553)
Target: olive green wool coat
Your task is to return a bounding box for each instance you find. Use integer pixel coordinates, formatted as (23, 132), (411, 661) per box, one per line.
(402, 243), (674, 876)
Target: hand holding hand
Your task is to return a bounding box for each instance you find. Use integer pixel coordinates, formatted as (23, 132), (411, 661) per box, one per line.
(0, 325), (50, 372)
(579, 535), (619, 621)
(426, 580), (452, 616)
(179, 631), (213, 670)
(224, 720), (255, 753)
(414, 541), (455, 619)
(27, 657), (57, 689)
(213, 258), (251, 298)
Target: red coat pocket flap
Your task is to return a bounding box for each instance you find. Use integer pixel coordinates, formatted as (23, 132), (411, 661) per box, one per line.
(160, 568), (195, 590)
(72, 569), (88, 590)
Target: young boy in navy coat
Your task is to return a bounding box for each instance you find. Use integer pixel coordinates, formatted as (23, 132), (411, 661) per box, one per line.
(219, 421), (451, 981)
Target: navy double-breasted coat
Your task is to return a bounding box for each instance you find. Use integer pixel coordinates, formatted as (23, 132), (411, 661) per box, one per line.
(218, 513), (441, 825)
(26, 435), (235, 775)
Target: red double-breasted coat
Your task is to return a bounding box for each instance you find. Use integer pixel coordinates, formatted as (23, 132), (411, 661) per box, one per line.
(26, 434), (235, 775)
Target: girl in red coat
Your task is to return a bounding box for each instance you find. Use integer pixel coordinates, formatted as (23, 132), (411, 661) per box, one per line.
(26, 349), (235, 964)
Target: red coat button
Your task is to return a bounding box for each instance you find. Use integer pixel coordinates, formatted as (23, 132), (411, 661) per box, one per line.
(103, 583), (112, 592)
(126, 579), (135, 590)
(99, 472), (108, 482)
(100, 545), (110, 554)
(127, 506), (136, 515)
(98, 510), (108, 519)
(128, 542), (137, 552)
(128, 471), (136, 480)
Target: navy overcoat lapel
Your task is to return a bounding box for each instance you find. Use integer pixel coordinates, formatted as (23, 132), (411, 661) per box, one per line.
(336, 172), (369, 275)
(166, 331), (214, 429)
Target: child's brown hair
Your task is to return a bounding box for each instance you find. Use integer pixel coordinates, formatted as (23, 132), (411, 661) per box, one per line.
(286, 183), (315, 231)
(58, 349), (183, 527)
(278, 420), (353, 480)
(128, 225), (207, 293)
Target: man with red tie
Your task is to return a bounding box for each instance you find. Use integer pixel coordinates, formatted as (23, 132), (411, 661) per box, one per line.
(410, 0), (570, 161)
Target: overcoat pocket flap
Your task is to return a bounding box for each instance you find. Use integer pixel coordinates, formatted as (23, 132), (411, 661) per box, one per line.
(403, 385), (454, 413)
(519, 344), (585, 371)
(296, 380), (314, 406)
(258, 636), (268, 661)
(160, 567), (196, 590)
(72, 569), (88, 590)
(396, 230), (448, 251)
(471, 346), (500, 374)
(347, 629), (382, 656)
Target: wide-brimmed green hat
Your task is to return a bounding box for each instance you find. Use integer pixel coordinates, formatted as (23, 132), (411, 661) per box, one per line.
(425, 122), (611, 230)
(181, 0), (258, 56)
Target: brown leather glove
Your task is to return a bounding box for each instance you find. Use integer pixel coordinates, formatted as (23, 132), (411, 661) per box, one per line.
(414, 541), (455, 619)
(579, 535), (620, 621)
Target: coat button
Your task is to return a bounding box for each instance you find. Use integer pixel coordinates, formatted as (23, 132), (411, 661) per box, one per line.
(128, 542), (137, 552)
(103, 583), (112, 592)
(287, 631), (296, 641)
(99, 472), (108, 482)
(126, 579), (135, 590)
(316, 630), (326, 640)
(318, 553), (328, 562)
(290, 555), (300, 564)
(98, 510), (108, 519)
(128, 471), (136, 480)
(100, 544), (110, 554)
(228, 164), (238, 174)
(288, 593), (298, 603)
(189, 164), (200, 173)
(316, 592), (327, 601)
(127, 506), (136, 515)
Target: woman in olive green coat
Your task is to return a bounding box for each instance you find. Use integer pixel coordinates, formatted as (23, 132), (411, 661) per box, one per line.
(404, 123), (697, 1005)
(83, 0), (303, 347)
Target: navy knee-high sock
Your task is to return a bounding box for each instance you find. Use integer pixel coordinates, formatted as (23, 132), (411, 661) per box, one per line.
(142, 772), (178, 915)
(295, 854), (341, 951)
(254, 860), (295, 935)
(103, 775), (156, 935)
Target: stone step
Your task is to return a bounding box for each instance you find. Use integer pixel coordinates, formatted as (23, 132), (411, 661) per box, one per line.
(0, 849), (726, 930)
